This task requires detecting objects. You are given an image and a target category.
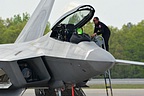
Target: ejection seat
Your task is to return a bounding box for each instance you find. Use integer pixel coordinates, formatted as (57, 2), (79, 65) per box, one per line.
(65, 24), (76, 42)
(50, 24), (76, 42)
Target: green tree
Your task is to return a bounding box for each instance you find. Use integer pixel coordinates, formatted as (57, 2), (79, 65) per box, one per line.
(0, 18), (6, 43)
(110, 21), (144, 78)
(0, 13), (50, 44)
(83, 21), (94, 35)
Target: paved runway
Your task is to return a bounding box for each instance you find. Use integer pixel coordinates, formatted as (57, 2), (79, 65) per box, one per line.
(23, 89), (144, 96)
(87, 79), (144, 85)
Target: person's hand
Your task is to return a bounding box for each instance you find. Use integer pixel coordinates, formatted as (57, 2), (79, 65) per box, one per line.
(91, 33), (97, 37)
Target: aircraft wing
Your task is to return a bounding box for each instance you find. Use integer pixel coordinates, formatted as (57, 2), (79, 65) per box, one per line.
(15, 0), (55, 43)
(115, 59), (144, 66)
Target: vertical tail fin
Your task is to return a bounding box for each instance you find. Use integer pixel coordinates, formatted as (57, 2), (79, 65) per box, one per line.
(15, 0), (55, 43)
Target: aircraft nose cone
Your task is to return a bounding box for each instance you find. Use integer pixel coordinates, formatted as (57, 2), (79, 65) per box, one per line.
(85, 48), (115, 73)
(86, 48), (115, 62)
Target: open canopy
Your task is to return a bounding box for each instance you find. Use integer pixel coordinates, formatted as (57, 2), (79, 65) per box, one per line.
(51, 5), (95, 30)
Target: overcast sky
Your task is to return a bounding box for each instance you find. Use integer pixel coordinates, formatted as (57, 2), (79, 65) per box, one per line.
(0, 0), (144, 29)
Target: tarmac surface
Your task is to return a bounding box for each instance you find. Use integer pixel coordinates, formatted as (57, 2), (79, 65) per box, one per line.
(23, 89), (144, 96)
(87, 79), (144, 85)
(22, 79), (144, 96)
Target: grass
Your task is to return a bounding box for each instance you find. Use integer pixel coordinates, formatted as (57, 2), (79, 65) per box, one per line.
(87, 84), (144, 89)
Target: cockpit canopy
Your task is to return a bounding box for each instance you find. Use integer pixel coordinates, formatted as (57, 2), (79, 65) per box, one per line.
(50, 5), (95, 42)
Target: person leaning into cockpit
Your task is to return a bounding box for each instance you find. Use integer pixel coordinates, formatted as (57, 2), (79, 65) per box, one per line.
(91, 17), (111, 51)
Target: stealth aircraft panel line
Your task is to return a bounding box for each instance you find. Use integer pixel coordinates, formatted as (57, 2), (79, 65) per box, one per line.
(0, 0), (144, 96)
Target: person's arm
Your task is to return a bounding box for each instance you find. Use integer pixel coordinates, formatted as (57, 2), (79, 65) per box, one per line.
(91, 33), (97, 37)
(91, 26), (98, 37)
(97, 24), (105, 35)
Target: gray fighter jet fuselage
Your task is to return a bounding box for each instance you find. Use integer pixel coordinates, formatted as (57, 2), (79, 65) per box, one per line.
(0, 0), (144, 96)
(0, 4), (115, 89)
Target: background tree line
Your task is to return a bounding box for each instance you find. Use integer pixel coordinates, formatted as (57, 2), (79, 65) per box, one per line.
(0, 13), (50, 43)
(0, 13), (144, 78)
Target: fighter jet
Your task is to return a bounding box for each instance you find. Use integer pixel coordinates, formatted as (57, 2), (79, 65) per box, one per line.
(0, 0), (144, 96)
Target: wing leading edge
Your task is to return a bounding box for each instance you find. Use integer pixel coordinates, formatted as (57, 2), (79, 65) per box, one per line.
(116, 59), (144, 66)
(15, 0), (55, 43)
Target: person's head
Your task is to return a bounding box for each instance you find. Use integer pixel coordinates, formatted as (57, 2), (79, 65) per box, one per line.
(93, 17), (99, 25)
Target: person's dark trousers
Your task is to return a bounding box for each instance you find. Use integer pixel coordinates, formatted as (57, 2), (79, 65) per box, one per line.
(103, 35), (110, 51)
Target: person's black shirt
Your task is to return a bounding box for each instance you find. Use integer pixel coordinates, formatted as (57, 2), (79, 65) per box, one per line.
(94, 21), (110, 37)
(94, 21), (111, 51)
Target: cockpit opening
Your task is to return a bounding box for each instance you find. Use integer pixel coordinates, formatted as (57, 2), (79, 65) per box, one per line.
(50, 24), (91, 44)
(50, 24), (76, 42)
(50, 5), (95, 44)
